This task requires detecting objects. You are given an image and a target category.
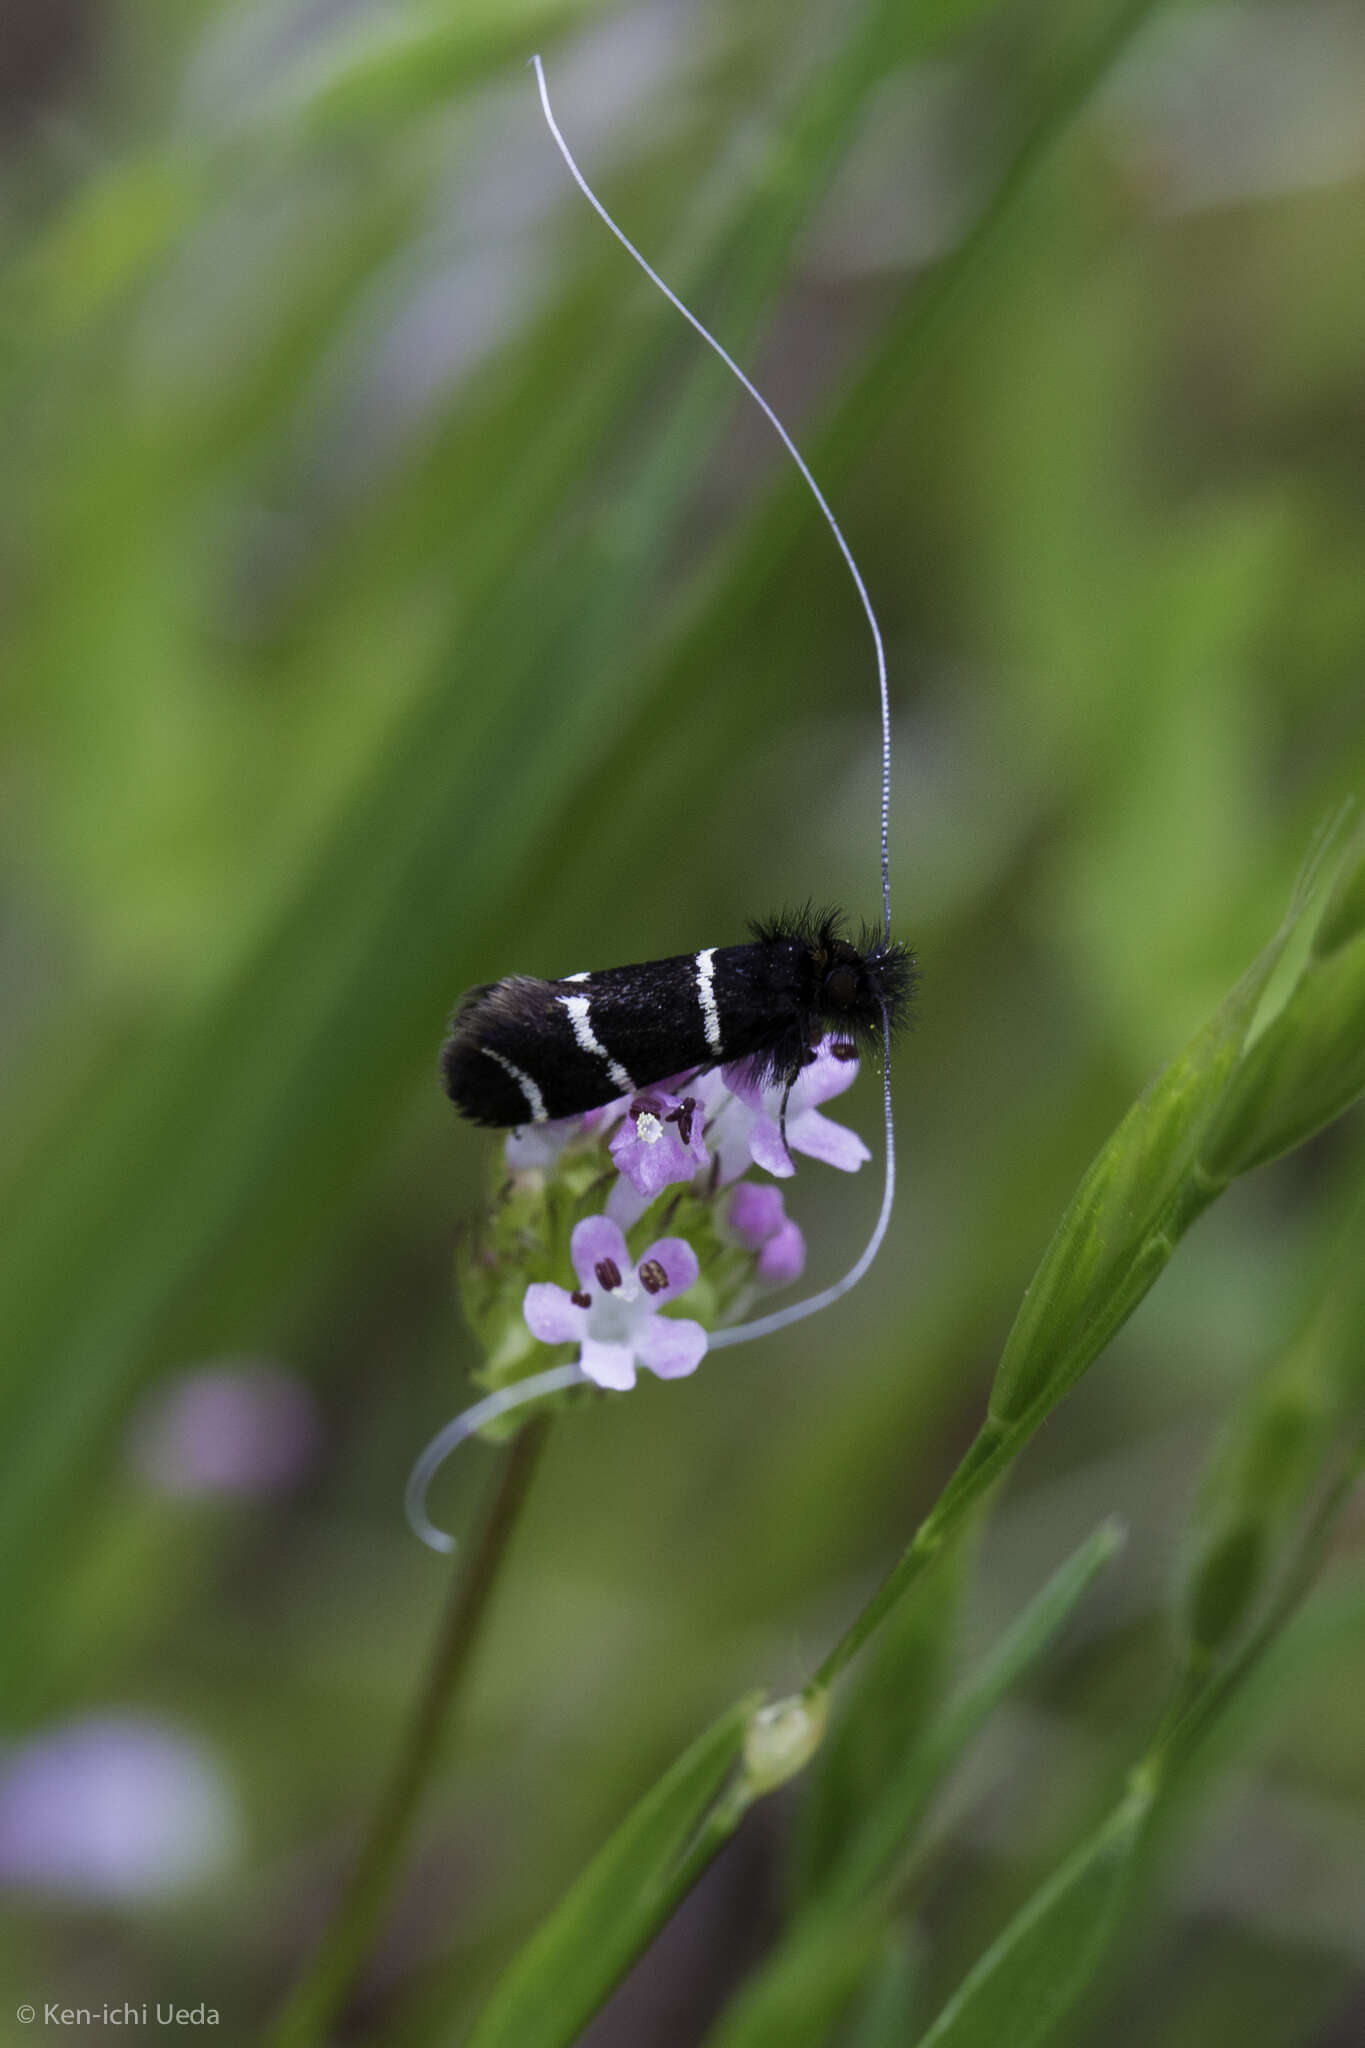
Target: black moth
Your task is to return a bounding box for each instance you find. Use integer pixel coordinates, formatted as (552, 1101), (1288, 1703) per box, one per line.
(441, 907), (915, 1128)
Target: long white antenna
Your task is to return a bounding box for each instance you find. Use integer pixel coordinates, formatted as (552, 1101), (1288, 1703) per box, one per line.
(532, 52), (898, 1349)
(531, 54), (892, 940)
(406, 1363), (586, 1551)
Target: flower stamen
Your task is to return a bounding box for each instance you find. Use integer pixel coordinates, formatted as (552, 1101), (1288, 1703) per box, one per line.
(664, 1096), (698, 1147)
(638, 1258), (667, 1295)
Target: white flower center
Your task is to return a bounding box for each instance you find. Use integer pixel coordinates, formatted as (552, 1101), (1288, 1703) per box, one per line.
(589, 1275), (643, 1342)
(635, 1112), (664, 1144)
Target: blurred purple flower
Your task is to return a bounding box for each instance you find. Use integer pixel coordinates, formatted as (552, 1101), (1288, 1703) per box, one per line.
(127, 1361), (319, 1497)
(0, 1715), (240, 1902)
(727, 1182), (807, 1285)
(696, 1040), (872, 1183)
(523, 1215), (707, 1391)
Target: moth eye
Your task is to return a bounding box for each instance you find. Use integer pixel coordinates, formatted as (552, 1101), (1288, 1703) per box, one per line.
(825, 966), (859, 1007)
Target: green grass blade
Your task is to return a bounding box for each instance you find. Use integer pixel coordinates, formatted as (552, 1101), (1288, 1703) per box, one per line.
(789, 1525), (968, 1906)
(822, 1519), (1126, 1914)
(703, 1912), (887, 2048)
(465, 1692), (761, 2048)
(702, 1525), (1123, 2048)
(909, 1777), (1155, 2048)
(844, 1935), (921, 2048)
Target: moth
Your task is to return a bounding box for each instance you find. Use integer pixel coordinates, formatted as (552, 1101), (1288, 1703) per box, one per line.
(409, 61), (920, 1555)
(442, 908), (915, 1128)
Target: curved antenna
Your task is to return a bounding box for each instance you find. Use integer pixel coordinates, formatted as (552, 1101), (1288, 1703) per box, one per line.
(530, 54), (892, 941)
(709, 1009), (894, 1347)
(532, 55), (899, 1348)
(406, 1362), (586, 1553)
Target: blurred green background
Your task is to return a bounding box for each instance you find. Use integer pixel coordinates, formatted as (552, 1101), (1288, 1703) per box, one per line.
(2, 0), (1364, 2041)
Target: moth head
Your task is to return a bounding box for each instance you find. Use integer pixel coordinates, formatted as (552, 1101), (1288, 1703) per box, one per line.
(815, 928), (916, 1043)
(820, 938), (865, 1015)
(748, 905), (917, 1061)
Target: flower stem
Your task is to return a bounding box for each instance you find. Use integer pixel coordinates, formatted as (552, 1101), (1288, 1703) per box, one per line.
(266, 1416), (551, 2048)
(810, 1416), (1019, 1691)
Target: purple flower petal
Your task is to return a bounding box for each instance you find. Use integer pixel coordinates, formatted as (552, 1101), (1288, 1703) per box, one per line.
(658, 1069), (705, 1092)
(711, 1122), (758, 1188)
(635, 1316), (708, 1380)
(582, 1096), (631, 1136)
(727, 1182), (786, 1249)
(524, 1284), (587, 1345)
(748, 1117), (795, 1179)
(757, 1218), (806, 1285)
(718, 1059), (765, 1107)
(580, 1339), (637, 1391)
(684, 1070), (750, 1186)
(792, 1040), (862, 1108)
(570, 1215), (630, 1291)
(635, 1236), (700, 1308)
(788, 1109), (871, 1173)
(605, 1176), (651, 1231)
(716, 1042), (872, 1180)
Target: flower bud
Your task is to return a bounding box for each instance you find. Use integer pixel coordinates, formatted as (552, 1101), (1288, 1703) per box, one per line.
(989, 849), (1348, 1430)
(1183, 1518), (1266, 1659)
(742, 1690), (829, 1795)
(1198, 928), (1365, 1183)
(1179, 1206), (1365, 1668)
(1311, 826), (1365, 960)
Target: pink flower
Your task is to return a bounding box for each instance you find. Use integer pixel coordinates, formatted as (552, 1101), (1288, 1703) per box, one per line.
(696, 1039), (873, 1184)
(727, 1182), (807, 1286)
(523, 1216), (708, 1392)
(609, 1087), (709, 1199)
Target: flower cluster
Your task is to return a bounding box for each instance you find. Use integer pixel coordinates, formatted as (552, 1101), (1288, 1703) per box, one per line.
(458, 1040), (870, 1408)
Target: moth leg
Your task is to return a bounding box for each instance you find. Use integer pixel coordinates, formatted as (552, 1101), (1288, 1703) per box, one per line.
(777, 1072), (797, 1163)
